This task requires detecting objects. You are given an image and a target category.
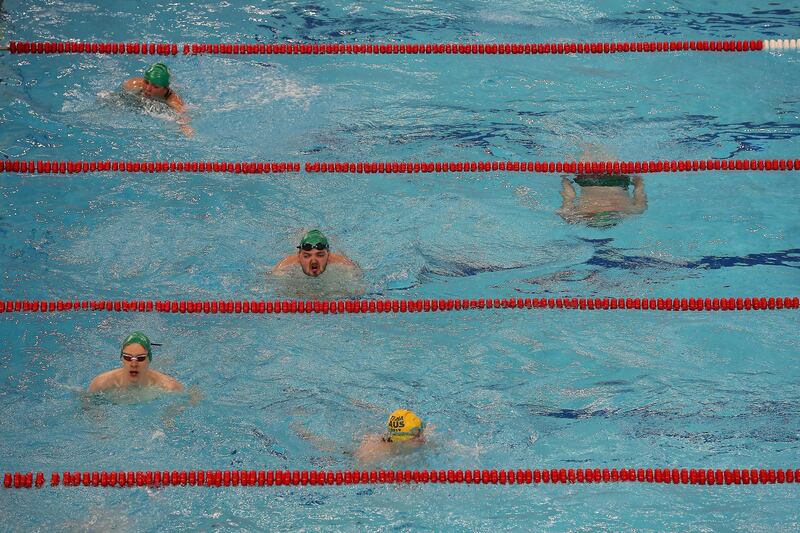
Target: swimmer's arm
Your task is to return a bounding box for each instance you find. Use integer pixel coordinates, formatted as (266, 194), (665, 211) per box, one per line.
(154, 370), (184, 392)
(631, 176), (647, 212)
(161, 385), (201, 429)
(122, 77), (144, 93)
(290, 422), (340, 453)
(166, 93), (194, 138)
(560, 177), (577, 201)
(164, 377), (185, 392)
(558, 177), (577, 215)
(272, 254), (299, 273)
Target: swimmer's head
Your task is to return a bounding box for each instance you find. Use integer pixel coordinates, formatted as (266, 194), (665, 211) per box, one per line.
(386, 409), (424, 442)
(120, 331), (152, 361)
(297, 229), (330, 277)
(143, 63), (170, 88)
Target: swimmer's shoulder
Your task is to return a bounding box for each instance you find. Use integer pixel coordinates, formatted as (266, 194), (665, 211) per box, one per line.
(122, 77), (145, 93)
(166, 91), (185, 109)
(273, 254), (300, 272)
(329, 252), (359, 269)
(151, 370), (184, 392)
(88, 368), (123, 392)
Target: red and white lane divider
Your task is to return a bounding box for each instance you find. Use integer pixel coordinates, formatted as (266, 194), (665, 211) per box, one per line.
(3, 467), (799, 489)
(1, 297), (798, 315)
(3, 39), (799, 56)
(1, 159), (798, 176)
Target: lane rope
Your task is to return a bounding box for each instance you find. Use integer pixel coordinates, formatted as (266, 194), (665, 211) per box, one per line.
(3, 467), (798, 489)
(1, 297), (798, 315)
(3, 39), (800, 56)
(1, 158), (798, 176)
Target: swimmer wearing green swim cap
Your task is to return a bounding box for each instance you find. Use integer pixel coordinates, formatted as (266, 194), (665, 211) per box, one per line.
(556, 145), (648, 227)
(559, 174), (647, 227)
(122, 62), (194, 137)
(88, 331), (183, 393)
(354, 409), (427, 463)
(273, 229), (359, 277)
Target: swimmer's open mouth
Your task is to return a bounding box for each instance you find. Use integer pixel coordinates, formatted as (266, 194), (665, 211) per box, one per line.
(129, 370), (139, 377)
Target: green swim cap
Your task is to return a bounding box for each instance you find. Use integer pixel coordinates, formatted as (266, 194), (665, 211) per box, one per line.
(298, 229), (329, 248)
(143, 63), (170, 88)
(121, 331), (152, 361)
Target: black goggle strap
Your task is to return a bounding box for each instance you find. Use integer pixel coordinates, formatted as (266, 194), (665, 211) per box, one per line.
(297, 243), (328, 251)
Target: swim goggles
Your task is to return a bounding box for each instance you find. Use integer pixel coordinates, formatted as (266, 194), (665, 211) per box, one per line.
(121, 353), (148, 362)
(297, 243), (328, 251)
(386, 422), (425, 441)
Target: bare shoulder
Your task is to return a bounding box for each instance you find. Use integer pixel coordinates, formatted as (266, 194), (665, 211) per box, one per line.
(122, 77), (144, 92)
(273, 254), (300, 272)
(166, 92), (186, 112)
(88, 369), (122, 392)
(329, 252), (358, 268)
(153, 370), (184, 392)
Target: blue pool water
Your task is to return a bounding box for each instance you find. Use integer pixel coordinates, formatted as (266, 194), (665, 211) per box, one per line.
(1, 0), (799, 530)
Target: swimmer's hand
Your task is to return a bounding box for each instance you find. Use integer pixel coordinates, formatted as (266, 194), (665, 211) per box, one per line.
(180, 124), (195, 138)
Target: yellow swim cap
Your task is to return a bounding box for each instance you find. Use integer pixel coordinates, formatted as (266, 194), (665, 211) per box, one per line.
(387, 409), (424, 442)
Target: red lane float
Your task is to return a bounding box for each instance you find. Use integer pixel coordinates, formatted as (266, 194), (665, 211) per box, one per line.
(1, 159), (798, 176)
(0, 297), (797, 315)
(3, 467), (798, 489)
(9, 39), (800, 56)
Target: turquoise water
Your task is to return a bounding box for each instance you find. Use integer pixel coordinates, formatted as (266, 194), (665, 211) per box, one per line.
(1, 0), (799, 530)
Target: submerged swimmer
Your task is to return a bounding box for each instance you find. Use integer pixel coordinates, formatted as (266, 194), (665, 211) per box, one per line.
(88, 331), (183, 393)
(355, 409), (426, 463)
(122, 62), (194, 137)
(558, 173), (647, 228)
(273, 229), (359, 278)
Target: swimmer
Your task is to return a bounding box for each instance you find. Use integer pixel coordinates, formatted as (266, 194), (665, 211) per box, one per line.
(558, 174), (647, 227)
(273, 229), (359, 278)
(122, 62), (194, 137)
(88, 331), (183, 393)
(355, 409), (426, 463)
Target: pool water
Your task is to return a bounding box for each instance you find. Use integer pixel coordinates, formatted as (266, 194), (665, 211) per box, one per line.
(1, 0), (799, 530)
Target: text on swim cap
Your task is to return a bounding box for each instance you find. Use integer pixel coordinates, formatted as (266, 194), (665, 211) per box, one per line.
(388, 415), (406, 430)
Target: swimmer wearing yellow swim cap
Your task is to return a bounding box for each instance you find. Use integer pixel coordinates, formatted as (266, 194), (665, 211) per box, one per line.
(354, 409), (427, 463)
(384, 409), (425, 442)
(121, 62), (194, 137)
(88, 332), (183, 393)
(273, 229), (360, 278)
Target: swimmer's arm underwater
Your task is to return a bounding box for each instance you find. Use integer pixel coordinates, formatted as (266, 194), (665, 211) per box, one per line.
(558, 177), (577, 218)
(630, 176), (647, 213)
(166, 93), (194, 138)
(560, 177), (577, 203)
(290, 422), (342, 453)
(161, 386), (202, 429)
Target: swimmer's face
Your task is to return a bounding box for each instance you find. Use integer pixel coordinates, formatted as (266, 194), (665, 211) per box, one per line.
(298, 249), (329, 277)
(120, 342), (150, 382)
(142, 80), (168, 98)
